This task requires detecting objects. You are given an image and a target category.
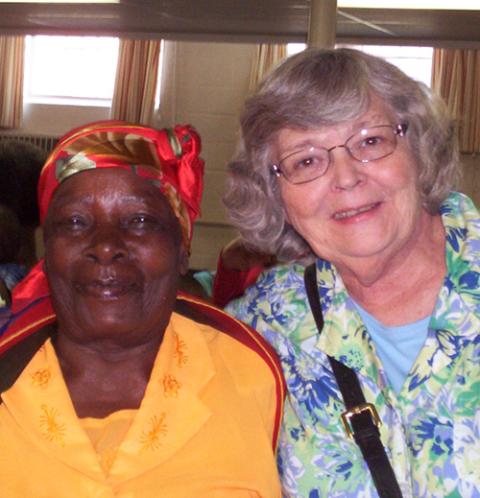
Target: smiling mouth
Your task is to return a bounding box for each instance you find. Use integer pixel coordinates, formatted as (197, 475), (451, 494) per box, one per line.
(78, 280), (137, 299)
(332, 202), (380, 220)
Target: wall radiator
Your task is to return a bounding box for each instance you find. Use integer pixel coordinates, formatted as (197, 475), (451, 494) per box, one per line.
(0, 133), (59, 153)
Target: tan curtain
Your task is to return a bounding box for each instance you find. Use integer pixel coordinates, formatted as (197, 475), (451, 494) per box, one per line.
(111, 39), (161, 124)
(249, 44), (288, 92)
(0, 35), (24, 129)
(432, 48), (480, 153)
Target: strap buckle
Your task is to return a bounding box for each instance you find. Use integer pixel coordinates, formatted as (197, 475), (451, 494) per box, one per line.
(341, 402), (381, 438)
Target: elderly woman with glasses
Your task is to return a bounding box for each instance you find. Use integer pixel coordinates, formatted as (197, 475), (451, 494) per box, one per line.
(223, 48), (480, 498)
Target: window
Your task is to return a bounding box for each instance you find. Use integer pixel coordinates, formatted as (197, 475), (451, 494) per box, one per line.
(287, 43), (307, 57)
(287, 43), (433, 88)
(24, 35), (119, 107)
(346, 45), (433, 87)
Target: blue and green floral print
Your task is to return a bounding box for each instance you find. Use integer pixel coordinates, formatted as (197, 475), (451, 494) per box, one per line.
(227, 192), (480, 498)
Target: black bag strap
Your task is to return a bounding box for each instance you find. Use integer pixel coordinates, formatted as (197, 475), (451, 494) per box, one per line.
(304, 263), (403, 498)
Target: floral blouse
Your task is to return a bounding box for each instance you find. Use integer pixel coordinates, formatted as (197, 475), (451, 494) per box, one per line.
(227, 192), (480, 498)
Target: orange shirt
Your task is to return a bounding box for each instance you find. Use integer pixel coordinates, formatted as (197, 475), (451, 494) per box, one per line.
(0, 312), (282, 497)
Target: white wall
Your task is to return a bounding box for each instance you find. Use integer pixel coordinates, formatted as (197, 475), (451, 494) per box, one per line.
(21, 103), (110, 136)
(159, 41), (256, 269)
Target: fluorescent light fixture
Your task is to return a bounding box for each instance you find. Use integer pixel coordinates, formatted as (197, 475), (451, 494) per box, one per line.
(339, 0), (480, 9)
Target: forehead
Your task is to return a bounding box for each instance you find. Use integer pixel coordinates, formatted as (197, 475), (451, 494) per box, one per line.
(49, 168), (168, 207)
(275, 96), (396, 153)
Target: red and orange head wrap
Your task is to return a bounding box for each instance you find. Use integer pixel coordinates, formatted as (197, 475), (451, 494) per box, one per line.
(38, 120), (204, 250)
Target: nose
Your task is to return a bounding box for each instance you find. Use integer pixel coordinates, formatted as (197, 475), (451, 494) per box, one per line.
(83, 225), (128, 264)
(329, 146), (365, 191)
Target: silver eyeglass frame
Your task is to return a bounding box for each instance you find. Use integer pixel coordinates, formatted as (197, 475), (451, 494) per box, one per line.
(271, 123), (408, 185)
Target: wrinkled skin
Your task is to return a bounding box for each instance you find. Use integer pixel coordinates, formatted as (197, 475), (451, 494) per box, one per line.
(43, 168), (188, 416)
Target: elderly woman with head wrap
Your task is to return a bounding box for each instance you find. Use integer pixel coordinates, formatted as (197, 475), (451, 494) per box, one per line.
(0, 121), (284, 497)
(223, 49), (480, 498)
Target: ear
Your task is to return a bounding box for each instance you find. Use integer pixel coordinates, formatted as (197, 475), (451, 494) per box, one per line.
(178, 244), (189, 276)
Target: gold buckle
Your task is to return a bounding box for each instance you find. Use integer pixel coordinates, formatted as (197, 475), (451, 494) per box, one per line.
(341, 402), (381, 438)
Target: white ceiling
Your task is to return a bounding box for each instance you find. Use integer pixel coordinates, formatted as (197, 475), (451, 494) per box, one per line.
(0, 1), (479, 47)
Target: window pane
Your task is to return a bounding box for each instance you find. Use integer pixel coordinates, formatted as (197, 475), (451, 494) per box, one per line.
(354, 45), (433, 87)
(25, 35), (119, 102)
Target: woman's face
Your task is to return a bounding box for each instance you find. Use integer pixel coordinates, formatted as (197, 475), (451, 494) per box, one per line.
(274, 97), (425, 274)
(43, 168), (188, 347)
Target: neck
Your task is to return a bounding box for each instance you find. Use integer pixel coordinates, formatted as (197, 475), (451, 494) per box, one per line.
(54, 330), (164, 418)
(337, 211), (446, 326)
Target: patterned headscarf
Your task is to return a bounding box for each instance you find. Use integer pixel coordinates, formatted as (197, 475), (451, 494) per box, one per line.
(38, 120), (204, 249)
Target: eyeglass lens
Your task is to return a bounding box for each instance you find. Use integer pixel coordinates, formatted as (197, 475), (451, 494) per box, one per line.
(279, 125), (402, 184)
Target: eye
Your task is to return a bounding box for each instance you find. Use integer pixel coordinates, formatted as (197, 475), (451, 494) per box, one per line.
(124, 214), (162, 231)
(62, 215), (88, 231)
(47, 213), (90, 236)
(295, 157), (316, 169)
(290, 151), (327, 172)
(361, 135), (384, 147)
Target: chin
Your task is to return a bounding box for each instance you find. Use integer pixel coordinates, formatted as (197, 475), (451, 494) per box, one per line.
(69, 304), (142, 339)
(320, 237), (398, 265)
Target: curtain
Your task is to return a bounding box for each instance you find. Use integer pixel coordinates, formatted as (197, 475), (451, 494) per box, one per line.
(249, 44), (287, 92)
(0, 35), (24, 129)
(431, 48), (480, 153)
(111, 39), (161, 125)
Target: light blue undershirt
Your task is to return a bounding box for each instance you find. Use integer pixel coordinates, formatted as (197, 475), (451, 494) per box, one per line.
(352, 301), (430, 394)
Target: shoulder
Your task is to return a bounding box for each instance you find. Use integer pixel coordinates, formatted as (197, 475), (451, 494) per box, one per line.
(440, 192), (480, 232)
(226, 262), (308, 323)
(441, 192), (480, 258)
(223, 262), (323, 350)
(174, 293), (286, 449)
(175, 292), (285, 390)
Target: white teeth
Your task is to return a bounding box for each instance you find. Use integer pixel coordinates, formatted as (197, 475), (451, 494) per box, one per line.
(333, 203), (376, 220)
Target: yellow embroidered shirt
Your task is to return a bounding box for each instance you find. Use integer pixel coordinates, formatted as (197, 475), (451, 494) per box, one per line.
(0, 312), (282, 497)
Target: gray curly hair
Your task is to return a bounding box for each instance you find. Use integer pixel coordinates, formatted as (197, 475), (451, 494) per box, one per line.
(224, 47), (459, 262)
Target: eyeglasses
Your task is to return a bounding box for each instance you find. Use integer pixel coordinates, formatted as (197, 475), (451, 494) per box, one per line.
(271, 123), (408, 185)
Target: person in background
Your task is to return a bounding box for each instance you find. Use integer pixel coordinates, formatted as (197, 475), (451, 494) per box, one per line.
(0, 205), (27, 308)
(212, 235), (276, 308)
(223, 48), (479, 497)
(178, 268), (211, 300)
(0, 141), (46, 324)
(0, 140), (46, 269)
(0, 120), (284, 497)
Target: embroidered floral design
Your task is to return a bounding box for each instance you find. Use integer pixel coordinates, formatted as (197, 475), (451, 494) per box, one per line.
(140, 413), (168, 452)
(173, 332), (188, 367)
(162, 374), (181, 397)
(30, 368), (51, 388)
(39, 404), (66, 445)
